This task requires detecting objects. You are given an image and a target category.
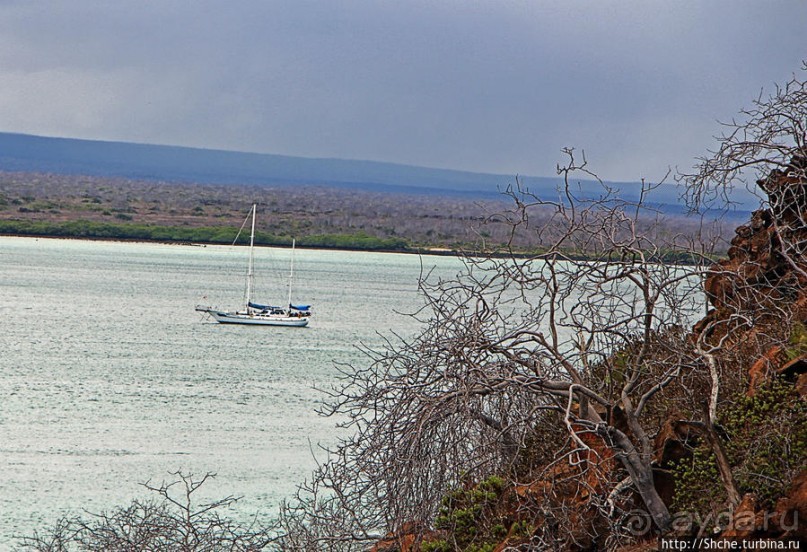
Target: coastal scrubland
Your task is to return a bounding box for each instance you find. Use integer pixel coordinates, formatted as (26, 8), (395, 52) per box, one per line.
(0, 170), (725, 255)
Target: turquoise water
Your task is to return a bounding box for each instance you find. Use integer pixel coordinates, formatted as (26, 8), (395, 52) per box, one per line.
(0, 237), (461, 544)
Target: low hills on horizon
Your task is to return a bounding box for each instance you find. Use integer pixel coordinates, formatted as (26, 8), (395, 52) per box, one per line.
(0, 131), (755, 252)
(0, 131), (517, 198)
(0, 131), (756, 210)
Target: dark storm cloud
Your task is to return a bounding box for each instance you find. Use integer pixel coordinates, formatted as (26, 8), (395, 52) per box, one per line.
(0, 0), (804, 180)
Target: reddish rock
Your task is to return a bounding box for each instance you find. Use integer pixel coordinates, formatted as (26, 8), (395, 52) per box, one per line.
(748, 346), (784, 396)
(703, 209), (775, 311)
(771, 471), (807, 540)
(370, 523), (435, 552)
(722, 494), (761, 538)
(371, 157), (807, 552)
(777, 355), (807, 379)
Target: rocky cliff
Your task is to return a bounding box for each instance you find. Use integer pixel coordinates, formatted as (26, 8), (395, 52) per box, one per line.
(374, 157), (807, 551)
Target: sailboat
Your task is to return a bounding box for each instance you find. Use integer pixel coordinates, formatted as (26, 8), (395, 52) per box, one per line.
(195, 204), (312, 327)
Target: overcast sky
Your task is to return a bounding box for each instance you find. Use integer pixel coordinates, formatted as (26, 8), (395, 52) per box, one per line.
(0, 1), (804, 181)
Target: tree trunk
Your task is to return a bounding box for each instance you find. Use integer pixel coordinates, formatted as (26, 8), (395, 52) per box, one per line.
(703, 418), (742, 508)
(699, 349), (742, 507)
(603, 426), (671, 533)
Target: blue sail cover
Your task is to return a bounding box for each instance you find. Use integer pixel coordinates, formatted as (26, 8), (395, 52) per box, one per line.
(248, 302), (279, 310)
(290, 304), (311, 311)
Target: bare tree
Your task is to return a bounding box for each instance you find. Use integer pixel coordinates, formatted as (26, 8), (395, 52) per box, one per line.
(683, 61), (807, 212)
(18, 471), (278, 551)
(278, 149), (720, 549)
(680, 61), (807, 516)
(282, 67), (807, 538)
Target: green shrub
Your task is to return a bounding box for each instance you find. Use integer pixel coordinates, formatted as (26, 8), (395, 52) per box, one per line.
(0, 220), (411, 251)
(422, 540), (452, 552)
(785, 322), (807, 360)
(670, 444), (724, 514)
(721, 376), (807, 506)
(429, 475), (512, 551)
(671, 375), (807, 519)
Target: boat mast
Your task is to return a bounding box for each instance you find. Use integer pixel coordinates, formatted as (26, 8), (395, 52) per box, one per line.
(287, 238), (295, 309)
(246, 203), (257, 309)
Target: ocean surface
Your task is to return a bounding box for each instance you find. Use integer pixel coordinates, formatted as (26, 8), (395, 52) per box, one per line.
(0, 236), (462, 545)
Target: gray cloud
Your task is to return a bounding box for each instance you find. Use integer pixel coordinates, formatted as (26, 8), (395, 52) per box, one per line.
(0, 0), (804, 181)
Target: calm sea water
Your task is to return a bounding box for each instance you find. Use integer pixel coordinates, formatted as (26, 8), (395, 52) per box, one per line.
(0, 237), (461, 544)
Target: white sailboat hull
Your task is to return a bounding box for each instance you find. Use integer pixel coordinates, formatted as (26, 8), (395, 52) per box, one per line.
(196, 204), (313, 328)
(196, 306), (310, 327)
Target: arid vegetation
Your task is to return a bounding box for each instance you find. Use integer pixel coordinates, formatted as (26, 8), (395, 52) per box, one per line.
(0, 170), (725, 254)
(0, 173), (505, 250)
(273, 67), (807, 550)
(15, 65), (807, 552)
(17, 472), (278, 551)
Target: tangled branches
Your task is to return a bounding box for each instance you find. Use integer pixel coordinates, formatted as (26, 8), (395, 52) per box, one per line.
(18, 471), (277, 551)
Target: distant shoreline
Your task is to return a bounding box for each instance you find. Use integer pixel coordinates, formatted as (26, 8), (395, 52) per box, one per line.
(0, 231), (712, 265)
(0, 230), (478, 258)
